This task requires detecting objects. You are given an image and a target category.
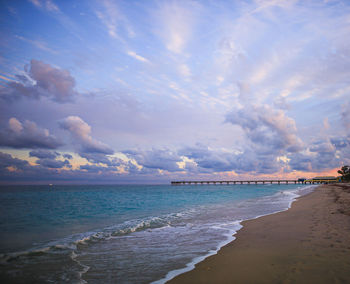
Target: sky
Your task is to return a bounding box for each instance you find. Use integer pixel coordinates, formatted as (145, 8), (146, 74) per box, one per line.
(0, 0), (350, 184)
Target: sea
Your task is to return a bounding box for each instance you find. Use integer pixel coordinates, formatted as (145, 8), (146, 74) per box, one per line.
(0, 183), (315, 283)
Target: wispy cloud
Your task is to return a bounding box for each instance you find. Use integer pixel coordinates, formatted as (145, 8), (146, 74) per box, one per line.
(153, 1), (198, 54)
(28, 0), (83, 40)
(127, 51), (150, 63)
(14, 35), (56, 54)
(95, 0), (135, 40)
(178, 64), (191, 78)
(28, 0), (60, 12)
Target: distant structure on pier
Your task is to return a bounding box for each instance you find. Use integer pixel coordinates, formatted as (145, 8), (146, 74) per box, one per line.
(304, 176), (340, 184)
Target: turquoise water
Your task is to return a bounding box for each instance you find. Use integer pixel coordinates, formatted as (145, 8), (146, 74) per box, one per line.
(0, 184), (314, 283)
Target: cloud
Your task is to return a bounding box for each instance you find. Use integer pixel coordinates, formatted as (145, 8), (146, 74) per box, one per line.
(237, 82), (252, 102)
(287, 136), (350, 172)
(287, 153), (312, 172)
(123, 148), (182, 172)
(273, 96), (291, 110)
(36, 158), (70, 169)
(309, 140), (335, 154)
(28, 60), (76, 101)
(28, 150), (75, 169)
(225, 105), (303, 154)
(1, 59), (77, 102)
(79, 153), (120, 166)
(60, 116), (114, 165)
(178, 64), (191, 78)
(179, 144), (235, 172)
(63, 153), (73, 159)
(235, 150), (282, 174)
(0, 152), (29, 171)
(0, 152), (140, 183)
(154, 1), (197, 54)
(330, 137), (349, 149)
(79, 164), (114, 173)
(122, 144), (283, 175)
(60, 116), (113, 154)
(179, 144), (281, 174)
(29, 0), (83, 40)
(95, 0), (134, 40)
(341, 102), (350, 135)
(14, 35), (56, 54)
(288, 151), (338, 173)
(29, 149), (59, 159)
(127, 51), (150, 63)
(0, 118), (62, 149)
(29, 0), (60, 12)
(0, 152), (116, 183)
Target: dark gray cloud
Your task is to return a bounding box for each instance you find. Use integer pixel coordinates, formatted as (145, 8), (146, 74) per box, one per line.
(29, 150), (71, 169)
(0, 151), (98, 182)
(0, 152), (29, 171)
(79, 164), (115, 173)
(287, 153), (312, 172)
(123, 144), (283, 175)
(0, 117), (62, 149)
(123, 148), (182, 172)
(29, 150), (59, 159)
(36, 158), (71, 169)
(330, 137), (349, 149)
(309, 140), (335, 154)
(1, 59), (77, 103)
(0, 152), (85, 182)
(63, 153), (73, 159)
(288, 138), (348, 172)
(288, 151), (340, 172)
(179, 144), (282, 174)
(28, 150), (74, 169)
(0, 152), (168, 184)
(179, 144), (236, 172)
(232, 151), (282, 174)
(79, 153), (121, 166)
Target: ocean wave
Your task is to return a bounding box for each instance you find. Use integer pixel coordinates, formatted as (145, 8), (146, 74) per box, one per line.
(0, 209), (196, 264)
(74, 212), (194, 247)
(0, 244), (73, 264)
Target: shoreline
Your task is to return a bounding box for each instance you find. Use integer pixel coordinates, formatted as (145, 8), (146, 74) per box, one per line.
(154, 184), (315, 284)
(168, 184), (350, 284)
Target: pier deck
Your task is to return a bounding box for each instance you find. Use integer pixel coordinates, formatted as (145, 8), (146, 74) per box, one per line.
(171, 179), (337, 185)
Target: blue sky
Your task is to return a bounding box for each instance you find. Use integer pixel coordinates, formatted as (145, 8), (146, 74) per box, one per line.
(0, 0), (350, 184)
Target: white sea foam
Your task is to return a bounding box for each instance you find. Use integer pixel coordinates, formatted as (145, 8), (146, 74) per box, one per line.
(70, 251), (90, 283)
(152, 221), (243, 284)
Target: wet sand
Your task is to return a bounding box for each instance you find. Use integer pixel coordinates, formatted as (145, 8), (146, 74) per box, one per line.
(168, 184), (350, 284)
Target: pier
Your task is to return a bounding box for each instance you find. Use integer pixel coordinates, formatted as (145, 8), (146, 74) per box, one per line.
(171, 180), (300, 185)
(171, 179), (338, 185)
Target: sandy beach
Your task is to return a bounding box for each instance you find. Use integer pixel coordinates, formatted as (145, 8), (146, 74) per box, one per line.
(169, 184), (350, 284)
